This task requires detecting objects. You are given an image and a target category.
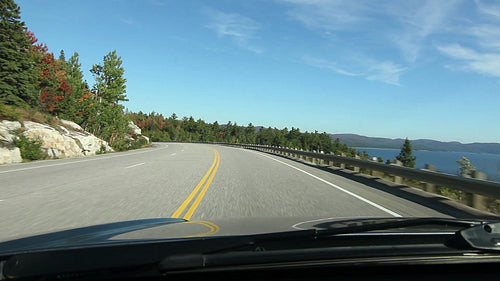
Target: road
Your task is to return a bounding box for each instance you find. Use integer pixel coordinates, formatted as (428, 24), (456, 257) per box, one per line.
(0, 142), (452, 242)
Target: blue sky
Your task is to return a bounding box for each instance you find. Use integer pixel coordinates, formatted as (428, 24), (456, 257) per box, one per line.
(17, 0), (500, 143)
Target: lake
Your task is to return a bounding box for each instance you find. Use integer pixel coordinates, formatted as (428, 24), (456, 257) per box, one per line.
(356, 148), (500, 182)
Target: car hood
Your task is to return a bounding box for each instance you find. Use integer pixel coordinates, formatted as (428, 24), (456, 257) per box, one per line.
(0, 216), (460, 254)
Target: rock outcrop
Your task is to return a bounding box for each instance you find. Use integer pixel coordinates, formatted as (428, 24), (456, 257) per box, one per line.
(128, 121), (141, 135)
(0, 119), (114, 164)
(128, 121), (149, 143)
(0, 120), (22, 143)
(0, 147), (22, 164)
(0, 120), (23, 164)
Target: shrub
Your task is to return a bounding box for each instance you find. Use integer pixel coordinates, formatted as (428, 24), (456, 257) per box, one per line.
(12, 134), (46, 161)
(0, 104), (21, 120)
(110, 135), (149, 151)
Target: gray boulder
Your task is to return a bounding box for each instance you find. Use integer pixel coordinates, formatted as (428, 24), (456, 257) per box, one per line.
(0, 120), (22, 143)
(0, 146), (22, 164)
(128, 121), (142, 135)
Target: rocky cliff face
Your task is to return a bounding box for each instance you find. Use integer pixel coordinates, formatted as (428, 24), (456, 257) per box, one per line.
(0, 119), (115, 164)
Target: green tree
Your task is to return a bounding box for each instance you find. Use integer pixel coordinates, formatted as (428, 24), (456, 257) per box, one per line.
(58, 50), (65, 61)
(87, 50), (129, 143)
(90, 50), (128, 104)
(0, 0), (36, 105)
(59, 52), (92, 124)
(457, 156), (475, 177)
(396, 138), (416, 168)
(245, 123), (256, 144)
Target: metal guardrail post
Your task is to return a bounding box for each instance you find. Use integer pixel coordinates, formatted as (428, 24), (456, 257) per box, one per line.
(370, 158), (383, 177)
(472, 171), (488, 211)
(423, 164), (437, 193)
(392, 160), (403, 184)
(340, 153), (346, 169)
(353, 155), (360, 172)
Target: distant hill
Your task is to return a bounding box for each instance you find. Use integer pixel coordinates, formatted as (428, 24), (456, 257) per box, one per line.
(329, 134), (500, 155)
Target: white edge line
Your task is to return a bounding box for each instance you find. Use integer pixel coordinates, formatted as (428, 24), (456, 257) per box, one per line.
(0, 144), (168, 174)
(252, 151), (402, 218)
(125, 162), (145, 169)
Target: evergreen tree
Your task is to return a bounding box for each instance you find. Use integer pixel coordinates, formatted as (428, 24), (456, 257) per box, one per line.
(59, 52), (92, 124)
(90, 50), (128, 104)
(0, 0), (36, 105)
(87, 50), (129, 142)
(58, 50), (65, 61)
(396, 138), (416, 168)
(245, 123), (256, 144)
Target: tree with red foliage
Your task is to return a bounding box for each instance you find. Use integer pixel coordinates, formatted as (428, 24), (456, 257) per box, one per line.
(26, 30), (73, 114)
(37, 52), (73, 113)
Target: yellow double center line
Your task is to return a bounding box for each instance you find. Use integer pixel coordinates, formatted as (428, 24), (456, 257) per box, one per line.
(171, 148), (220, 220)
(185, 220), (220, 237)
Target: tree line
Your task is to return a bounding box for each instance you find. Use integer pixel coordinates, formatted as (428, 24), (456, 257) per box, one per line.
(126, 111), (370, 158)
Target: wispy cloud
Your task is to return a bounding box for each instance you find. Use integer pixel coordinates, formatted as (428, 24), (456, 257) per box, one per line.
(119, 17), (135, 25)
(302, 56), (359, 76)
(279, 0), (500, 83)
(205, 9), (263, 54)
(279, 1), (413, 85)
(281, 0), (459, 62)
(437, 44), (500, 78)
(365, 60), (407, 86)
(468, 24), (500, 50)
(475, 0), (500, 18)
(303, 55), (406, 85)
(436, 0), (500, 78)
(388, 0), (460, 62)
(282, 0), (370, 32)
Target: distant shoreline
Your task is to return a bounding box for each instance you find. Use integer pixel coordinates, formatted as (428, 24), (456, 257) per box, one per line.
(356, 147), (500, 156)
(331, 133), (500, 155)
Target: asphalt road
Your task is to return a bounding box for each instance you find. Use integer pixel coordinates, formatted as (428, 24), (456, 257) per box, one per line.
(0, 142), (452, 242)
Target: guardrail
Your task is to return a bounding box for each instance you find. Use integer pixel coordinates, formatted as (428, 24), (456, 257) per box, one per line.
(207, 142), (500, 212)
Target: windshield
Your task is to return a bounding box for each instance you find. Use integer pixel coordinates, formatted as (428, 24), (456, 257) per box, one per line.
(0, 0), (499, 249)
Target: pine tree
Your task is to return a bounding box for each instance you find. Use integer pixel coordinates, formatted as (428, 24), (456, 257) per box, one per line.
(58, 50), (65, 61)
(0, 0), (36, 105)
(87, 50), (129, 143)
(396, 138), (416, 168)
(59, 52), (92, 124)
(90, 50), (128, 104)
